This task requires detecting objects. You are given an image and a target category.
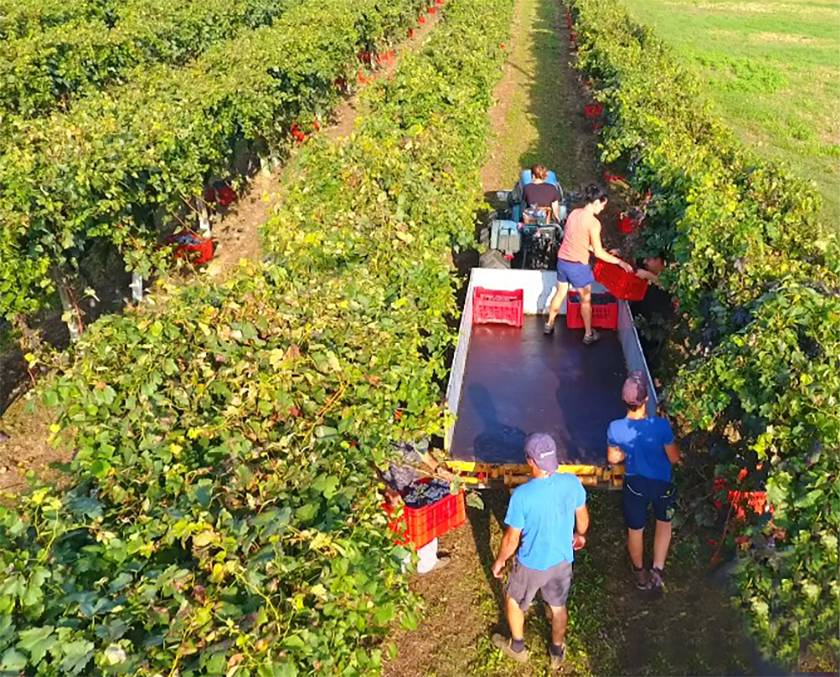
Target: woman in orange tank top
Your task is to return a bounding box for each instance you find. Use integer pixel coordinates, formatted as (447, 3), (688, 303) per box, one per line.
(545, 184), (633, 344)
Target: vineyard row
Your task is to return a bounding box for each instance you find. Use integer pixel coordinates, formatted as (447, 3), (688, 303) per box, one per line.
(568, 0), (839, 668)
(0, 0), (426, 320)
(0, 0), (295, 118)
(0, 0), (513, 673)
(0, 0), (112, 40)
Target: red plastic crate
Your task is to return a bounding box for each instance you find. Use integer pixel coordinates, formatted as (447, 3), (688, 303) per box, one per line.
(583, 103), (603, 119)
(203, 183), (237, 208)
(593, 260), (648, 301)
(602, 171), (630, 189)
(617, 212), (637, 234)
(566, 291), (617, 330)
(712, 476), (772, 521)
(727, 490), (769, 520)
(473, 287), (523, 327)
(386, 491), (466, 549)
(167, 231), (215, 266)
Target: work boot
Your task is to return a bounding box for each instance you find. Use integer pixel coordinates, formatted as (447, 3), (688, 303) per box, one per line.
(649, 567), (665, 592)
(632, 565), (650, 590)
(549, 643), (566, 670)
(582, 329), (600, 345)
(491, 633), (529, 663)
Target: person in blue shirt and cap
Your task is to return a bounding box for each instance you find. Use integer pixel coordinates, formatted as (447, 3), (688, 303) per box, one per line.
(607, 371), (681, 591)
(491, 433), (589, 668)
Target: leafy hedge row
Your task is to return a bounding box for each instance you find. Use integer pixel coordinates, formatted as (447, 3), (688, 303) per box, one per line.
(0, 0), (112, 40)
(567, 0), (839, 669)
(0, 0), (293, 118)
(0, 0), (513, 673)
(0, 0), (423, 322)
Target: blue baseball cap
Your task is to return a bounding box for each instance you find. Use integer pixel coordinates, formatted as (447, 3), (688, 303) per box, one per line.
(524, 433), (559, 474)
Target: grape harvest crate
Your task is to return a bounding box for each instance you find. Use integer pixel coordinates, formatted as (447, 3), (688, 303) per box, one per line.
(386, 492), (467, 549)
(445, 268), (657, 489)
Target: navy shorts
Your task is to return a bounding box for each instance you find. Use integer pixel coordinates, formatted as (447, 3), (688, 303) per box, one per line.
(506, 559), (572, 611)
(556, 259), (594, 288)
(622, 475), (677, 530)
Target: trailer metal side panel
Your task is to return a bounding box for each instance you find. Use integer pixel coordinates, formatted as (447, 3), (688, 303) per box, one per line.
(445, 281), (474, 451)
(617, 300), (658, 418)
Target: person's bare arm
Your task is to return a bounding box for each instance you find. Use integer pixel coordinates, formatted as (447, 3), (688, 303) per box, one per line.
(573, 504), (590, 549)
(635, 268), (662, 287)
(492, 526), (522, 578)
(607, 445), (626, 465)
(664, 441), (681, 465)
(590, 221), (633, 271)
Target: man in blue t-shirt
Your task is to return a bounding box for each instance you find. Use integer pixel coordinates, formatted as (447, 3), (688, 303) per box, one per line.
(607, 371), (681, 591)
(491, 433), (588, 668)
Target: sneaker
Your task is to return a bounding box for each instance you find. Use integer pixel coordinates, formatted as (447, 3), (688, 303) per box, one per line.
(418, 555), (451, 576)
(582, 329), (600, 345)
(649, 567), (665, 591)
(491, 633), (529, 663)
(543, 321), (555, 335)
(632, 565), (650, 590)
(549, 643), (566, 670)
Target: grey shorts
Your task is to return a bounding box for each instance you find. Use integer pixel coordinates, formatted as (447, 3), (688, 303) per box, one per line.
(505, 559), (573, 611)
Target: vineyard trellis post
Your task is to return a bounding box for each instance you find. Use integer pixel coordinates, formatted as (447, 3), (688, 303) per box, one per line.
(54, 270), (84, 342)
(130, 272), (144, 303)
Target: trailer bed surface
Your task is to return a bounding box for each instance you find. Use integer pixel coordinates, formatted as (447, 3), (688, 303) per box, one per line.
(450, 315), (627, 466)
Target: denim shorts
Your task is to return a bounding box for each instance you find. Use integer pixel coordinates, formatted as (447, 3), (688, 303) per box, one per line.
(556, 259), (594, 288)
(506, 559), (572, 611)
(622, 475), (677, 530)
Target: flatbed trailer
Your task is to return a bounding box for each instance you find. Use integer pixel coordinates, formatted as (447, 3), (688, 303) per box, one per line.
(445, 268), (657, 489)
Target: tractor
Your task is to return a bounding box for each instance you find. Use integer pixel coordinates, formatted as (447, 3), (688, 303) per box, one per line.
(480, 168), (572, 271)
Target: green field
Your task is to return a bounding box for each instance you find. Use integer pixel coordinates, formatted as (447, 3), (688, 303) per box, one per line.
(621, 0), (840, 230)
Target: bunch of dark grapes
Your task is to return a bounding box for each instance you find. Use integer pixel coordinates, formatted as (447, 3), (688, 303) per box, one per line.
(403, 480), (451, 508)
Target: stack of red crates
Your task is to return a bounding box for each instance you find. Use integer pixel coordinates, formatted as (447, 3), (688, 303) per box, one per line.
(472, 287), (524, 327)
(593, 261), (648, 301)
(386, 491), (466, 549)
(566, 291), (618, 330)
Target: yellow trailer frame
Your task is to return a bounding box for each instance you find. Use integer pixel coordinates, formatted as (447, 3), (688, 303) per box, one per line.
(447, 459), (624, 489)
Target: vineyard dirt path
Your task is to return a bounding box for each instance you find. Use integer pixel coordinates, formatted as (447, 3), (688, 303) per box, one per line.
(0, 9), (445, 495)
(205, 10), (444, 280)
(384, 0), (769, 674)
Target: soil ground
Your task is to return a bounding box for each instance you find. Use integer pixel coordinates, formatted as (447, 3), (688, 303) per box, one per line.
(385, 492), (764, 676)
(384, 0), (767, 674)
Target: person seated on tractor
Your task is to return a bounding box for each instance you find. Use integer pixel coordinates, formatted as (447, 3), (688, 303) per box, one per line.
(544, 183), (633, 344)
(522, 164), (562, 224)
